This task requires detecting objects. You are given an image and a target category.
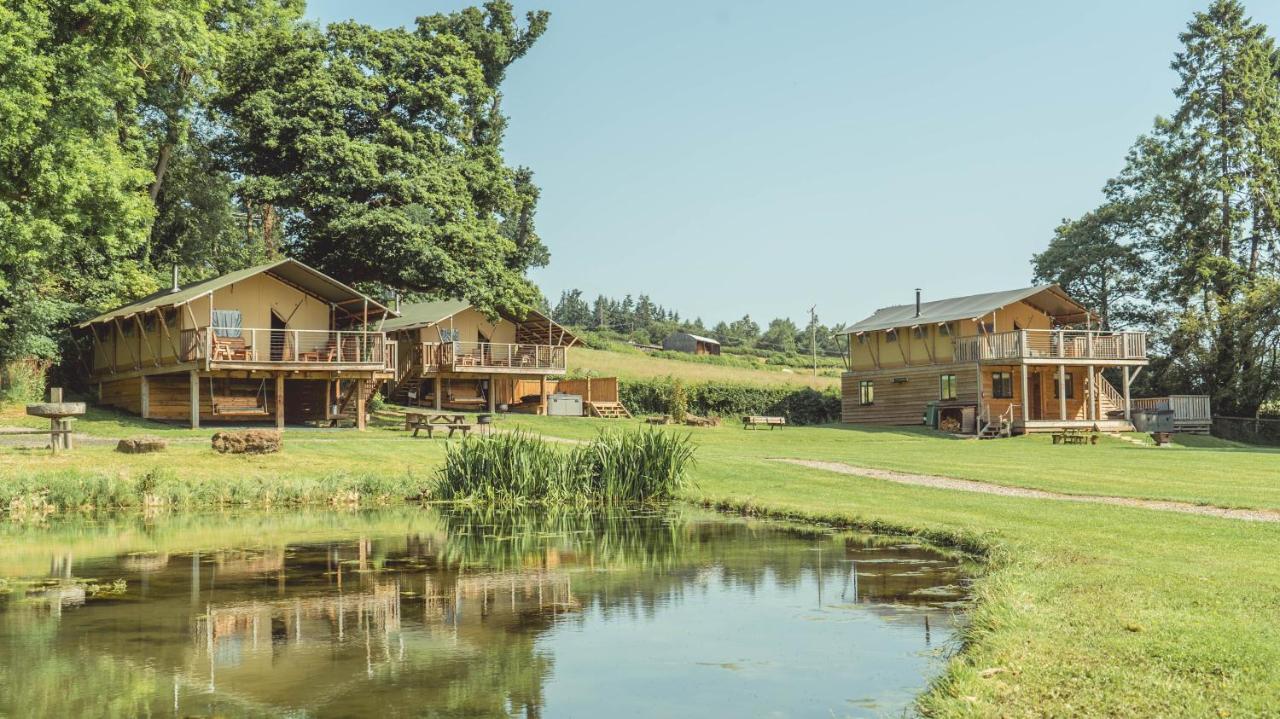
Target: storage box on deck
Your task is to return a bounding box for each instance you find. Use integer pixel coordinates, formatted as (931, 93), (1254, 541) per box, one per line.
(547, 393), (583, 417)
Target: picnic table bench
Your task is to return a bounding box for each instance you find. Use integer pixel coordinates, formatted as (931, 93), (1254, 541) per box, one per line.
(743, 415), (786, 430)
(414, 423), (473, 439)
(405, 410), (473, 438)
(1052, 428), (1097, 445)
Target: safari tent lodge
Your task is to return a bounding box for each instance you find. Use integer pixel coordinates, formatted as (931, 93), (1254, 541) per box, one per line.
(79, 259), (397, 429)
(383, 300), (578, 414)
(836, 286), (1152, 436)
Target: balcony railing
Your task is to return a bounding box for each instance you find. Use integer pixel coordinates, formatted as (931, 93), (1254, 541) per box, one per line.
(418, 341), (567, 372)
(181, 328), (395, 370)
(953, 329), (1147, 362)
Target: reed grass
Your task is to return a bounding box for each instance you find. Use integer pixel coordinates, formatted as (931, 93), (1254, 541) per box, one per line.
(433, 428), (695, 505)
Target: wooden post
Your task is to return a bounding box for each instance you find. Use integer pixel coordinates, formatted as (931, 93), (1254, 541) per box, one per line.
(487, 374), (496, 413)
(1086, 364), (1096, 421)
(1058, 365), (1067, 421)
(1122, 366), (1132, 422)
(1019, 364), (1029, 426)
(275, 372), (285, 430)
(140, 375), (150, 420)
(189, 370), (200, 429)
(539, 375), (548, 416)
(355, 379), (366, 431)
(433, 376), (442, 410)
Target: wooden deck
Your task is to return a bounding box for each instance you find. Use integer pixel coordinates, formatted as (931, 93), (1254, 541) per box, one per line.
(954, 329), (1148, 365)
(1018, 419), (1135, 433)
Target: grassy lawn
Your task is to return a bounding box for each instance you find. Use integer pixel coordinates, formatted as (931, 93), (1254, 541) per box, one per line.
(570, 345), (838, 389)
(3, 404), (1279, 715)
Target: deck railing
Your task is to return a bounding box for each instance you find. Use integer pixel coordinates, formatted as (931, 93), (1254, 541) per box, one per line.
(418, 341), (567, 372)
(953, 329), (1147, 362)
(1132, 395), (1212, 422)
(181, 328), (393, 368)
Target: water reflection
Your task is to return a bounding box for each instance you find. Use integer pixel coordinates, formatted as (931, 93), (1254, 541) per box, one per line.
(0, 507), (968, 718)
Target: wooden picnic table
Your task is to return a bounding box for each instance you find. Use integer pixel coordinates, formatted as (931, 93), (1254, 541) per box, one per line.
(414, 423), (472, 439)
(1052, 428), (1097, 445)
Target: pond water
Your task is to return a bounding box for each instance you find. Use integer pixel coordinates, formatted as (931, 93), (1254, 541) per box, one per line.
(0, 507), (968, 718)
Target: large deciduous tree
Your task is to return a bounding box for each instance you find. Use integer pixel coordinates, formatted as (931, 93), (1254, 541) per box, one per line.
(1044, 0), (1280, 415)
(1032, 204), (1144, 330)
(216, 2), (552, 316)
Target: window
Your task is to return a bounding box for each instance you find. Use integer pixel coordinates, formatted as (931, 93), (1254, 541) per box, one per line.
(978, 321), (994, 335)
(991, 371), (1013, 399)
(913, 326), (927, 340)
(859, 380), (874, 406)
(940, 374), (957, 401)
(856, 334), (866, 345)
(938, 322), (953, 337)
(211, 310), (242, 338)
(1052, 370), (1075, 399)
(885, 329), (897, 343)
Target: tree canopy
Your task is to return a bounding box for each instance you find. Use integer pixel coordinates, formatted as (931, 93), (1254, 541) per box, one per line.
(0, 0), (551, 379)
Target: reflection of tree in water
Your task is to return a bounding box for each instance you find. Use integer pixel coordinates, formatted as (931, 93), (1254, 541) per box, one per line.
(0, 507), (966, 718)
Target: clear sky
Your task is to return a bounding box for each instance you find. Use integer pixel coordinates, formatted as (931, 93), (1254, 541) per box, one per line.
(306, 0), (1280, 329)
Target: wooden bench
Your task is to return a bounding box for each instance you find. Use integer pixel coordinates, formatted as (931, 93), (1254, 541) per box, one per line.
(743, 415), (786, 430)
(212, 336), (251, 361)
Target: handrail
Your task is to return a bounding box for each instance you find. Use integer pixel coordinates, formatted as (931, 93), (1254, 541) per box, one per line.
(185, 327), (391, 366)
(954, 329), (1147, 362)
(419, 340), (567, 371)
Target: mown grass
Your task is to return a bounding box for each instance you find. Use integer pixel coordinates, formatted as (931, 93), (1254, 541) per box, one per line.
(569, 345), (837, 389)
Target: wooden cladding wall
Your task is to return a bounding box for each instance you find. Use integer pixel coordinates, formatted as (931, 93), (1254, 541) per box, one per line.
(100, 374), (310, 423)
(841, 363), (979, 425)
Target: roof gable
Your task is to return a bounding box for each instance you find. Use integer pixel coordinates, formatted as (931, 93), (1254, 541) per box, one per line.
(77, 259), (394, 328)
(835, 285), (1091, 335)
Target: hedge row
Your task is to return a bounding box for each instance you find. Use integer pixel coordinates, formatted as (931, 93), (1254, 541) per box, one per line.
(617, 377), (841, 425)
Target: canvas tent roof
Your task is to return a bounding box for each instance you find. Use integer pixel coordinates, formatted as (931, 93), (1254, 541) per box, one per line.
(834, 285), (1092, 335)
(77, 259), (395, 328)
(383, 299), (579, 346)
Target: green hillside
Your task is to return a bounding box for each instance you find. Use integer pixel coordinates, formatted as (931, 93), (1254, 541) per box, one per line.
(569, 345), (839, 389)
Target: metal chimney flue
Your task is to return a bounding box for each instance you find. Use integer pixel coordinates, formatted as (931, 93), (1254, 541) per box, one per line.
(171, 265), (180, 293)
(915, 288), (922, 318)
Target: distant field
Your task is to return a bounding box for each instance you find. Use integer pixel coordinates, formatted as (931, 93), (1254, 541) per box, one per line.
(569, 346), (839, 389)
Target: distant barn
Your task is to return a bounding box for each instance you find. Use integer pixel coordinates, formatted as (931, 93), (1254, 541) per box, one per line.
(662, 332), (721, 355)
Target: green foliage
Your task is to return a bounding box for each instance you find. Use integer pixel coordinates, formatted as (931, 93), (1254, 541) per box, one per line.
(1087, 0), (1280, 415)
(619, 377), (841, 425)
(0, 360), (48, 403)
(216, 4), (551, 316)
(434, 428), (695, 504)
(667, 377), (688, 422)
(1032, 203), (1144, 330)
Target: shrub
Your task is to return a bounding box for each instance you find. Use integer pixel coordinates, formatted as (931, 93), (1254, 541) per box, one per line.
(619, 377), (840, 425)
(668, 377), (688, 422)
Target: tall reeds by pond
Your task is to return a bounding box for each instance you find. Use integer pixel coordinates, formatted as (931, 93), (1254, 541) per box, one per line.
(434, 429), (695, 505)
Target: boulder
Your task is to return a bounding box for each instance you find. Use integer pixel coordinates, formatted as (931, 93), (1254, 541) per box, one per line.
(211, 430), (282, 454)
(116, 436), (168, 454)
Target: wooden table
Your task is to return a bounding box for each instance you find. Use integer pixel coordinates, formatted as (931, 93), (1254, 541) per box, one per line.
(405, 411), (470, 433)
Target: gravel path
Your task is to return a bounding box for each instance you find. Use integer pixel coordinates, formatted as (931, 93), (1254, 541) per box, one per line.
(772, 458), (1280, 523)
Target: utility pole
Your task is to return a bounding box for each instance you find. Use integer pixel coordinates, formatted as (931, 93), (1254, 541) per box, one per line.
(809, 305), (818, 378)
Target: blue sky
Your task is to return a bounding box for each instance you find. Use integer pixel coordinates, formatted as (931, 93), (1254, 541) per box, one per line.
(306, 1), (1280, 329)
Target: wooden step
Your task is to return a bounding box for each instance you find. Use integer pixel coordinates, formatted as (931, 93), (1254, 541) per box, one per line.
(587, 401), (632, 419)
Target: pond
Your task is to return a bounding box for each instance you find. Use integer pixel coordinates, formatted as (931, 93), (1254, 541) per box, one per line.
(0, 507), (969, 718)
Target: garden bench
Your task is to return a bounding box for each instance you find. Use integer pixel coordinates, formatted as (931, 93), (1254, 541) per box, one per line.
(743, 415), (786, 430)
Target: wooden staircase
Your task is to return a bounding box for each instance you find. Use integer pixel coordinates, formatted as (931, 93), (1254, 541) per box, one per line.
(587, 401), (632, 419)
(387, 356), (423, 406)
(335, 379), (381, 419)
(978, 405), (1014, 439)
